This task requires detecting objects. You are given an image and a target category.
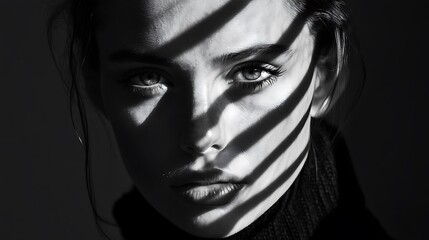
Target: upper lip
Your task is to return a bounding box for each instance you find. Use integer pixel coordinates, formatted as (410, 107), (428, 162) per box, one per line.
(167, 168), (243, 187)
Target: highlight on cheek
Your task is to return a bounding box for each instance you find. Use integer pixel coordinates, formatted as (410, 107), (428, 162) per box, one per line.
(127, 98), (163, 126)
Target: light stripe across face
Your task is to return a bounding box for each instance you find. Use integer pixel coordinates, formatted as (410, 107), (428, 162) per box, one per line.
(184, 37), (318, 235)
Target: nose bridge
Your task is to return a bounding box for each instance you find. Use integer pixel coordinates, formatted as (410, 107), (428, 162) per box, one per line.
(190, 79), (212, 121)
(180, 74), (223, 155)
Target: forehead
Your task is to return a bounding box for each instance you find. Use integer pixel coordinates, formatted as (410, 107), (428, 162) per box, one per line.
(96, 0), (302, 61)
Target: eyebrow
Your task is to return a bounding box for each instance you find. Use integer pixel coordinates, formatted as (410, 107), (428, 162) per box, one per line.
(108, 44), (291, 67)
(213, 44), (292, 64)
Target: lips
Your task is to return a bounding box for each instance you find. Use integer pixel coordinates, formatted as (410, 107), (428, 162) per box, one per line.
(167, 168), (246, 206)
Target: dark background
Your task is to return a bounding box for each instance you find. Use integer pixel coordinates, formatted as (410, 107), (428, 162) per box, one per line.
(1, 0), (428, 239)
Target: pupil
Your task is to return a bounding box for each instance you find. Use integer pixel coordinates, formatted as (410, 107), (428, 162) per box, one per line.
(141, 73), (160, 85)
(243, 68), (261, 80)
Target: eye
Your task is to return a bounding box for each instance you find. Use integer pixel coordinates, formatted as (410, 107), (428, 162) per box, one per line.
(125, 71), (168, 97)
(130, 72), (163, 86)
(233, 66), (272, 82)
(227, 62), (284, 90)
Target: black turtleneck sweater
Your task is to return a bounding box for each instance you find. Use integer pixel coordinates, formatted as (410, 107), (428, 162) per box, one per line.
(113, 121), (394, 239)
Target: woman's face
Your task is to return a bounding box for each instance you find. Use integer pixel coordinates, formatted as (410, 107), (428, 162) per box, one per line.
(96, 0), (319, 237)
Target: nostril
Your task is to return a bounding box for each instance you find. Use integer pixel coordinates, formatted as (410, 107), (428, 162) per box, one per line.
(180, 142), (203, 155)
(181, 143), (222, 155)
(212, 144), (222, 150)
(179, 124), (225, 155)
(184, 145), (197, 154)
(182, 144), (207, 155)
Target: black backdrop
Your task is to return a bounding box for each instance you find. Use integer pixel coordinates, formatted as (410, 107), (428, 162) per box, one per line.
(1, 0), (428, 239)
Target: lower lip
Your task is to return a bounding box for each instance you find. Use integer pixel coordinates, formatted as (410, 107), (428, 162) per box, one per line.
(174, 183), (245, 206)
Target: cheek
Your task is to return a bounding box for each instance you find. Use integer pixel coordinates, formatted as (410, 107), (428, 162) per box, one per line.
(100, 82), (186, 181)
(225, 87), (313, 176)
(222, 49), (315, 182)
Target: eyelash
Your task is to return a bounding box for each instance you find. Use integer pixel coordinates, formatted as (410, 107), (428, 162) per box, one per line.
(121, 62), (285, 96)
(227, 62), (285, 91)
(129, 84), (167, 97)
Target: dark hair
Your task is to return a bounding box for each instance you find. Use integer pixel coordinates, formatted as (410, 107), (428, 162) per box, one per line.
(47, 0), (359, 239)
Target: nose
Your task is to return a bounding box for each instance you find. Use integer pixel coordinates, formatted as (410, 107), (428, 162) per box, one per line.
(180, 127), (223, 155)
(179, 84), (225, 155)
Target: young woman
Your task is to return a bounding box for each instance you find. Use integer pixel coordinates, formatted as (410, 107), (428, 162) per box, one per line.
(49, 0), (393, 239)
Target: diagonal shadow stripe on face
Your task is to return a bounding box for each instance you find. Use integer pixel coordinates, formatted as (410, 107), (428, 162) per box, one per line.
(198, 50), (317, 233)
(135, 3), (317, 170)
(210, 141), (311, 234)
(242, 105), (311, 182)
(215, 52), (317, 167)
(178, 12), (310, 143)
(152, 0), (252, 59)
(261, 12), (311, 64)
(121, 0), (252, 110)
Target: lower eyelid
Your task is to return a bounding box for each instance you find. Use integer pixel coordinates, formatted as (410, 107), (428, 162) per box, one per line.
(231, 75), (279, 91)
(128, 83), (167, 97)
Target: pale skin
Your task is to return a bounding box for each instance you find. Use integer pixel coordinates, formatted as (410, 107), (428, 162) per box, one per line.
(94, 0), (333, 238)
